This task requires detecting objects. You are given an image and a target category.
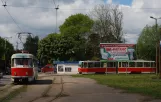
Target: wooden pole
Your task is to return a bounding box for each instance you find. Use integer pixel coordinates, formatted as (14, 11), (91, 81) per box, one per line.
(159, 42), (160, 77)
(156, 42), (158, 74)
(160, 28), (161, 78)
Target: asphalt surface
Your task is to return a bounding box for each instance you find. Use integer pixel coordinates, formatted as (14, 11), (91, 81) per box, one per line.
(0, 75), (11, 87)
(1, 73), (161, 102)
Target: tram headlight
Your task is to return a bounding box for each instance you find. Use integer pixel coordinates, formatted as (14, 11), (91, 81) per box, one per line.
(26, 72), (28, 76)
(14, 72), (16, 76)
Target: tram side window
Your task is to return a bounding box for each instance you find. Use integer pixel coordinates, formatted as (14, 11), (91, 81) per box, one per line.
(122, 62), (128, 67)
(144, 62), (150, 67)
(33, 59), (38, 67)
(151, 62), (156, 67)
(107, 62), (115, 67)
(119, 62), (121, 67)
(84, 62), (88, 68)
(101, 62), (107, 68)
(28, 59), (33, 67)
(95, 62), (100, 68)
(88, 62), (94, 68)
(11, 59), (14, 67)
(136, 62), (143, 67)
(129, 62), (135, 67)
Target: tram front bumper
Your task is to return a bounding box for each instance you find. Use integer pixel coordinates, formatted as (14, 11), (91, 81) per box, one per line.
(11, 76), (33, 82)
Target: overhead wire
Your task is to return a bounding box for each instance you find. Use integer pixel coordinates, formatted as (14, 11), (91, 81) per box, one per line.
(5, 4), (161, 10)
(1, 0), (24, 49)
(1, 0), (23, 32)
(52, 0), (56, 7)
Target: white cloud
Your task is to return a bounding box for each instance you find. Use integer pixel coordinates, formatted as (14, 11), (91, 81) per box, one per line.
(120, 0), (161, 44)
(0, 0), (161, 49)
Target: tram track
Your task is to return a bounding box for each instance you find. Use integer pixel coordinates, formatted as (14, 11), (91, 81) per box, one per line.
(48, 76), (64, 102)
(0, 74), (47, 93)
(0, 74), (53, 102)
(0, 84), (14, 92)
(29, 76), (64, 102)
(0, 75), (65, 102)
(0, 84), (28, 102)
(29, 77), (56, 102)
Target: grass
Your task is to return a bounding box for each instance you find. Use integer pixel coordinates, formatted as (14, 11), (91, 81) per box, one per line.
(73, 74), (161, 99)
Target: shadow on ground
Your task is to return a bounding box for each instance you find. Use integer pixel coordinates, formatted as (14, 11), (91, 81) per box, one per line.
(0, 84), (5, 87)
(13, 79), (53, 85)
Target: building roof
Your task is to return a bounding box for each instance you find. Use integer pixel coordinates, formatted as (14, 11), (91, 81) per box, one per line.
(53, 61), (79, 64)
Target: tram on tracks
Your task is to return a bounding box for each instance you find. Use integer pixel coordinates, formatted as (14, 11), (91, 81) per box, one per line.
(11, 52), (38, 83)
(78, 60), (156, 74)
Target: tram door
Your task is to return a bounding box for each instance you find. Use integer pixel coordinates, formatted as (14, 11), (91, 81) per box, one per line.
(103, 63), (107, 74)
(116, 61), (118, 74)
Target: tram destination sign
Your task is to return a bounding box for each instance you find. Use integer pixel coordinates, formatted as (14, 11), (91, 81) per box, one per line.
(100, 43), (135, 60)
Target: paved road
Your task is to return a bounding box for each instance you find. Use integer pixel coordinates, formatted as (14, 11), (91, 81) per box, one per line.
(1, 73), (161, 102)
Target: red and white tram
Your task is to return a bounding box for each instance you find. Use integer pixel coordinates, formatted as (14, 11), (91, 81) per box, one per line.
(11, 52), (38, 83)
(78, 60), (156, 74)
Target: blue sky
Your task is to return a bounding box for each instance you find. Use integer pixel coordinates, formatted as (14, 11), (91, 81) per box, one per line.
(104, 0), (132, 5)
(113, 0), (132, 5)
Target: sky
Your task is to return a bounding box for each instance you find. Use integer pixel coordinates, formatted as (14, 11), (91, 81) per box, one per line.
(0, 0), (161, 49)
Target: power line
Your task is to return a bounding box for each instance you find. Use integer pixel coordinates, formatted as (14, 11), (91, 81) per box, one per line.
(52, 0), (56, 7)
(1, 1), (23, 32)
(5, 4), (161, 10)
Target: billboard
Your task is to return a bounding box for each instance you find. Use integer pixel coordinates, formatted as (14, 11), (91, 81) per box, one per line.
(100, 43), (135, 60)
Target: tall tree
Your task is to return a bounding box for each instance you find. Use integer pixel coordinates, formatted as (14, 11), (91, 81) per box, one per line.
(0, 37), (14, 60)
(85, 33), (100, 60)
(59, 13), (94, 60)
(90, 4), (124, 43)
(0, 37), (5, 58)
(23, 35), (39, 56)
(0, 36), (14, 72)
(37, 33), (75, 65)
(137, 25), (160, 60)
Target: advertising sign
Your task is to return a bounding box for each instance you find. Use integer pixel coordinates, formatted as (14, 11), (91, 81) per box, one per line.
(100, 43), (135, 60)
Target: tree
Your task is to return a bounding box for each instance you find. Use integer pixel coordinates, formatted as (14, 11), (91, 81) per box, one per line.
(85, 33), (100, 60)
(90, 4), (124, 43)
(0, 37), (14, 60)
(60, 13), (94, 39)
(37, 33), (75, 65)
(0, 36), (14, 72)
(0, 37), (5, 58)
(23, 35), (39, 56)
(59, 13), (94, 60)
(137, 25), (160, 60)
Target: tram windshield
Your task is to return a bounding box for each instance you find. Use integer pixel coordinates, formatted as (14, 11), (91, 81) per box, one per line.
(11, 58), (33, 67)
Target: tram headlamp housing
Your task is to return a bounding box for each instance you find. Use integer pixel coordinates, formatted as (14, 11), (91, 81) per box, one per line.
(26, 72), (28, 76)
(14, 72), (16, 76)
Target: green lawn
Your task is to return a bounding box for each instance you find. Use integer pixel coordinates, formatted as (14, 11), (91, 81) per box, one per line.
(73, 74), (161, 99)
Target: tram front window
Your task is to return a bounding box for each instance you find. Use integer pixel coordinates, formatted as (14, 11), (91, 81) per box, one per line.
(12, 58), (33, 67)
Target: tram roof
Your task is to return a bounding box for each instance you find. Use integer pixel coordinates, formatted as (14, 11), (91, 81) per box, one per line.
(79, 60), (155, 63)
(100, 60), (155, 62)
(11, 53), (34, 58)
